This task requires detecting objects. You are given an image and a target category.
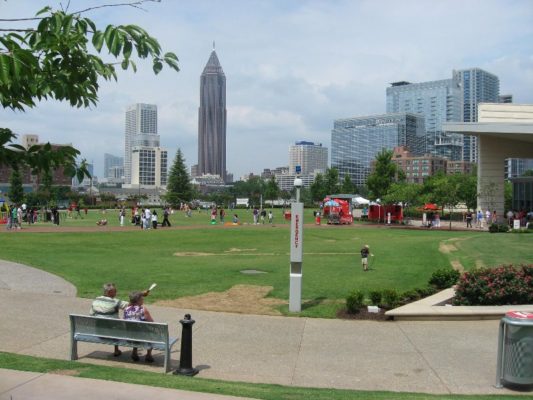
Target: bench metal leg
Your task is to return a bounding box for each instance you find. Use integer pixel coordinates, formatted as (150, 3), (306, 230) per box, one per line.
(70, 339), (78, 360)
(164, 347), (171, 373)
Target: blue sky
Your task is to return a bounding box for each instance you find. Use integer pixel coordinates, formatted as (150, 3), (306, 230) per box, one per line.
(2, 0), (533, 179)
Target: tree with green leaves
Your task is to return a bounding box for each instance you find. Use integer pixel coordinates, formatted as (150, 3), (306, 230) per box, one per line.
(428, 174), (463, 230)
(366, 149), (399, 200)
(340, 174), (354, 194)
(166, 149), (192, 207)
(310, 172), (327, 202)
(382, 182), (422, 218)
(264, 176), (280, 206)
(8, 167), (24, 204)
(0, 1), (179, 179)
(325, 167), (341, 195)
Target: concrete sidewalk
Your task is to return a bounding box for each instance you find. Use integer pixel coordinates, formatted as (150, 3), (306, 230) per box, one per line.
(0, 369), (253, 400)
(0, 260), (530, 397)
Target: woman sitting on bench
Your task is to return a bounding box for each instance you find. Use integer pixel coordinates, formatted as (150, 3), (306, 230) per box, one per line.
(124, 291), (154, 363)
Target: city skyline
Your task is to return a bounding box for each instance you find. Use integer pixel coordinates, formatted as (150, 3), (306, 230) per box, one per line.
(1, 0), (533, 179)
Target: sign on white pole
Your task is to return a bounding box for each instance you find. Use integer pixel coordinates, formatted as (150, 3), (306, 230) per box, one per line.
(289, 202), (304, 312)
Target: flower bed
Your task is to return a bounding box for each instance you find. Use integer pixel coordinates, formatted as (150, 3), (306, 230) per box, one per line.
(453, 264), (533, 306)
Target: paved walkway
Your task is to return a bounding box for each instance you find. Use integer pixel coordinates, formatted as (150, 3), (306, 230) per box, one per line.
(0, 260), (531, 398)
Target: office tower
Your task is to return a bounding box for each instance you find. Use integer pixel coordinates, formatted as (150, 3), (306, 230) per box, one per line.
(289, 141), (328, 175)
(499, 94), (513, 104)
(198, 46), (227, 181)
(386, 74), (463, 160)
(506, 158), (533, 179)
(104, 153), (124, 179)
(331, 113), (425, 186)
(124, 103), (159, 184)
(456, 68), (500, 162)
(130, 147), (167, 187)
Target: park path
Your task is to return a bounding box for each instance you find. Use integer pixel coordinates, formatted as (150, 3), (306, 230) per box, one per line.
(0, 259), (526, 396)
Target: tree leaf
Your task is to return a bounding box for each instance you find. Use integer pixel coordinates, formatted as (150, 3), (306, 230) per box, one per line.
(36, 6), (52, 16)
(92, 31), (104, 52)
(152, 60), (163, 74)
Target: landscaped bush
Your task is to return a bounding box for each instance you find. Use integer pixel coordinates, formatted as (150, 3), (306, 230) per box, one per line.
(346, 290), (365, 314)
(381, 289), (399, 309)
(453, 264), (533, 306)
(369, 290), (382, 306)
(429, 268), (461, 289)
(415, 286), (437, 298)
(489, 223), (509, 233)
(399, 289), (421, 304)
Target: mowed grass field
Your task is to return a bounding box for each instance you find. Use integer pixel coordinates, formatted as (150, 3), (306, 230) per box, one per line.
(2, 209), (532, 317)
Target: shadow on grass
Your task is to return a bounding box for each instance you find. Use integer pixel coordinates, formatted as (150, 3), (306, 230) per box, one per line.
(301, 296), (327, 310)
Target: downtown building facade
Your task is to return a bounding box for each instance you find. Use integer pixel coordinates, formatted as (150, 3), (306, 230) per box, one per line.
(197, 48), (227, 181)
(274, 141), (329, 191)
(289, 141), (328, 175)
(386, 73), (463, 160)
(0, 134), (72, 194)
(331, 113), (425, 186)
(103, 153), (124, 183)
(123, 103), (167, 188)
(457, 68), (500, 163)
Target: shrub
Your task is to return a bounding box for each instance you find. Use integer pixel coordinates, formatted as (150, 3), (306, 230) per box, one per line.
(369, 290), (382, 306)
(454, 264), (533, 306)
(429, 268), (461, 289)
(346, 290), (365, 314)
(399, 289), (421, 305)
(381, 289), (399, 309)
(416, 286), (437, 298)
(489, 223), (509, 233)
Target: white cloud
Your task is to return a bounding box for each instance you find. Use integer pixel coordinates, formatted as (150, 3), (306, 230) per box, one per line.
(1, 0), (532, 177)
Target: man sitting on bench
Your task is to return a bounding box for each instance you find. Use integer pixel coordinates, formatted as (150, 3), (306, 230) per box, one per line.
(89, 282), (148, 357)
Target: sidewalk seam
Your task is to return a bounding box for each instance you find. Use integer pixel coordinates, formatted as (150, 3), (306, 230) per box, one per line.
(289, 318), (307, 386)
(396, 323), (452, 395)
(0, 370), (45, 397)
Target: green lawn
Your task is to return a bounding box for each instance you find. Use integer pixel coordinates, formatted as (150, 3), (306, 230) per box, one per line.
(0, 353), (522, 400)
(2, 218), (532, 318)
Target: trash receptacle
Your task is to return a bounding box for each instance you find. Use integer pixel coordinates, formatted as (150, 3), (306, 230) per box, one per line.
(496, 311), (533, 389)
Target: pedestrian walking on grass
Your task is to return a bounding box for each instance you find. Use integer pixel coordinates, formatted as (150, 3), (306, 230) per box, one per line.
(466, 211), (473, 228)
(360, 244), (373, 271)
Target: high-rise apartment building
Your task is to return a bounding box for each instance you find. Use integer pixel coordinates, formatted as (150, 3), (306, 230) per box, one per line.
(198, 47), (227, 181)
(104, 153), (124, 179)
(331, 113), (425, 186)
(386, 74), (463, 160)
(289, 141), (328, 175)
(456, 68), (500, 162)
(131, 147), (167, 187)
(124, 103), (159, 185)
(123, 103), (167, 188)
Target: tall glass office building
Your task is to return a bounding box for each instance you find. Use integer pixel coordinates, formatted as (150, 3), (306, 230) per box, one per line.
(104, 153), (123, 179)
(456, 68), (500, 162)
(386, 73), (463, 160)
(331, 113), (425, 186)
(124, 103), (159, 185)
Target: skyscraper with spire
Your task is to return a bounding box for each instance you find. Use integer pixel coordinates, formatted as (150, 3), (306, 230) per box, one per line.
(198, 44), (227, 181)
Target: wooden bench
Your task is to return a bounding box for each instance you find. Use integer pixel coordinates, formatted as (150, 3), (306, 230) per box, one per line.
(69, 314), (178, 372)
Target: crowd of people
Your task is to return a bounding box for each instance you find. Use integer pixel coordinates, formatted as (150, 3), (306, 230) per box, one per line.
(3, 203), (59, 229)
(462, 209), (532, 229)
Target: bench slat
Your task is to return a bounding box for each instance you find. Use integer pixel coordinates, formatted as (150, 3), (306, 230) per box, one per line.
(70, 314), (178, 373)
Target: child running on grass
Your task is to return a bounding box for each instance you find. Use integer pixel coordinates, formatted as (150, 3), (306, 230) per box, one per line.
(124, 291), (154, 363)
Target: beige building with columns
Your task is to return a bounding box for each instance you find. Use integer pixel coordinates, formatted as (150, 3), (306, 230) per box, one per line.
(444, 103), (533, 218)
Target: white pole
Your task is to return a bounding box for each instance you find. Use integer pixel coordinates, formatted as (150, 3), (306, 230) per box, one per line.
(289, 177), (303, 313)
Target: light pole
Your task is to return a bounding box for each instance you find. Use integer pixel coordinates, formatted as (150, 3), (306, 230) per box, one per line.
(289, 173), (304, 313)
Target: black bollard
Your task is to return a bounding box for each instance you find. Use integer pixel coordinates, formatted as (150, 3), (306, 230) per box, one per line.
(174, 313), (198, 376)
